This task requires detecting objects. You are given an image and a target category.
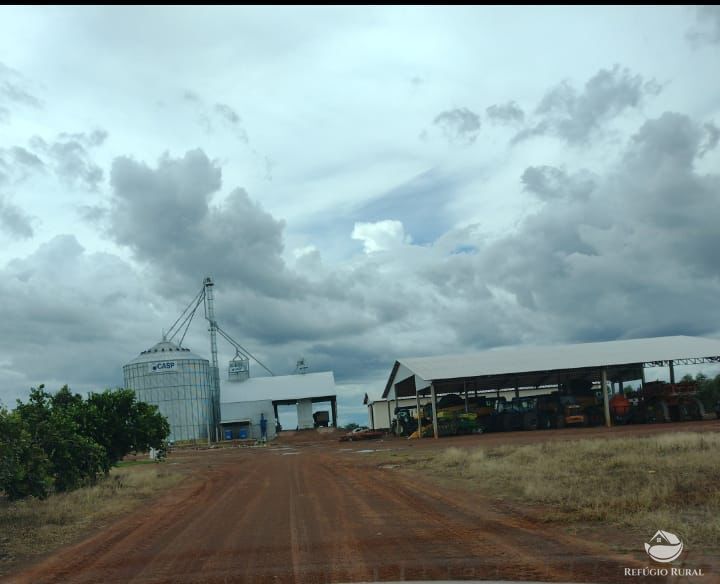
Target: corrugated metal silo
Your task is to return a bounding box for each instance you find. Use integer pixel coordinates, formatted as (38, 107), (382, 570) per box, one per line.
(123, 340), (214, 442)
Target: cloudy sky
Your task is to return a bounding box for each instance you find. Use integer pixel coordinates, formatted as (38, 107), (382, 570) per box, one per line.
(0, 6), (719, 424)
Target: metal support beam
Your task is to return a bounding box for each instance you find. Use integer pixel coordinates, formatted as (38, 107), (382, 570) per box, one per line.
(430, 383), (439, 439)
(601, 368), (611, 428)
(369, 403), (375, 430)
(514, 381), (520, 399)
(203, 277), (221, 442)
(416, 391), (422, 439)
(394, 394), (399, 435)
(331, 397), (337, 429)
(386, 400), (391, 431)
(669, 360), (675, 384)
(464, 381), (469, 413)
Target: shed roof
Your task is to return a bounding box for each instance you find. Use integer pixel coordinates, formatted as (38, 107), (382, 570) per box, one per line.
(221, 371), (336, 404)
(383, 335), (720, 398)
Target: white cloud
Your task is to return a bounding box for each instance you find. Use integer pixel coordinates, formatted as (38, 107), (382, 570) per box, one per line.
(351, 220), (412, 254)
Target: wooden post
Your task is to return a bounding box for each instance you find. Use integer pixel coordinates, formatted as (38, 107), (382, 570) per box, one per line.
(416, 391), (422, 439)
(370, 403), (375, 430)
(464, 381), (469, 413)
(430, 383), (439, 439)
(641, 367), (646, 388)
(331, 397), (338, 428)
(601, 368), (611, 428)
(669, 361), (675, 384)
(386, 400), (391, 431)
(514, 381), (520, 399)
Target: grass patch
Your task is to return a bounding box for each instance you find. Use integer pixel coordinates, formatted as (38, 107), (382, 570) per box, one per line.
(116, 459), (156, 467)
(0, 462), (181, 575)
(402, 432), (720, 547)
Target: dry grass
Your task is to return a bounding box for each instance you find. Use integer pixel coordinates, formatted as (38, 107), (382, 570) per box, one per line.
(0, 463), (182, 574)
(405, 432), (720, 547)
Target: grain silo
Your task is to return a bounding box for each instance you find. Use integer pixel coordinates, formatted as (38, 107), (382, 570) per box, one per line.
(123, 339), (214, 442)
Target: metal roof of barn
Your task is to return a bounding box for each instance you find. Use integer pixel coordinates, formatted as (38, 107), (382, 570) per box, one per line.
(221, 371), (336, 404)
(383, 335), (720, 398)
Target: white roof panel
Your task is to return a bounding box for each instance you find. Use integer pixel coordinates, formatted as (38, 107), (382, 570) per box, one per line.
(221, 371), (336, 404)
(398, 336), (720, 383)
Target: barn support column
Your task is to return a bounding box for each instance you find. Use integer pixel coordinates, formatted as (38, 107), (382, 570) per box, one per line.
(669, 360), (675, 384)
(416, 390), (422, 439)
(619, 381), (624, 395)
(464, 381), (469, 413)
(514, 381), (520, 399)
(386, 400), (391, 431)
(430, 382), (439, 439)
(331, 397), (337, 428)
(601, 368), (611, 428)
(393, 394), (399, 435)
(370, 403), (375, 430)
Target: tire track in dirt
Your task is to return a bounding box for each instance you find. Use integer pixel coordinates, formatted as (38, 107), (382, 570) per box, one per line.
(6, 443), (673, 583)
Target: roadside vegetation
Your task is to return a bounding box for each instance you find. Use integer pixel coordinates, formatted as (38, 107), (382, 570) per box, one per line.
(0, 385), (169, 500)
(0, 462), (181, 575)
(399, 432), (720, 547)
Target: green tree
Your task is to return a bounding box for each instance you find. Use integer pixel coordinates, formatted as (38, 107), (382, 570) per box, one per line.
(14, 386), (105, 492)
(80, 389), (169, 472)
(0, 408), (53, 500)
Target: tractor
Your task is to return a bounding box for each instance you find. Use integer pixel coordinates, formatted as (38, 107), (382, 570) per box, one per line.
(633, 381), (705, 423)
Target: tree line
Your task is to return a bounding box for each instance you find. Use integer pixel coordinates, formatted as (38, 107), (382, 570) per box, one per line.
(0, 386), (169, 500)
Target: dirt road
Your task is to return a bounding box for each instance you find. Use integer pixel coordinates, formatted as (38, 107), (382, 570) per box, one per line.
(8, 422), (720, 584)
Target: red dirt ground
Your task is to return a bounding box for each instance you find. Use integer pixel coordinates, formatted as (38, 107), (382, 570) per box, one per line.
(6, 421), (719, 584)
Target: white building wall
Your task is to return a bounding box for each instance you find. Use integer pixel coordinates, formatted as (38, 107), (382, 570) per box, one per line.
(369, 396), (432, 429)
(296, 398), (314, 429)
(221, 399), (277, 440)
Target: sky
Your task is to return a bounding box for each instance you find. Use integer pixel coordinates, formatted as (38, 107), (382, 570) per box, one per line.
(0, 6), (719, 426)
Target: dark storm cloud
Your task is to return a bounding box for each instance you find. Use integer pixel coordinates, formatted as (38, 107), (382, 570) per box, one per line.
(433, 107), (481, 145)
(479, 111), (720, 344)
(0, 234), (167, 406)
(521, 165), (596, 201)
(108, 149), (302, 299)
(0, 195), (34, 239)
(700, 122), (720, 157)
(486, 101), (524, 124)
(29, 129), (106, 190)
(514, 65), (661, 145)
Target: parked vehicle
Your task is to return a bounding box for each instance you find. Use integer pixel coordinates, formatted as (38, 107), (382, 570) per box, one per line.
(392, 406), (421, 437)
(633, 381), (705, 423)
(339, 427), (384, 442)
(536, 393), (586, 429)
(560, 379), (604, 426)
(313, 410), (330, 428)
(495, 397), (539, 431)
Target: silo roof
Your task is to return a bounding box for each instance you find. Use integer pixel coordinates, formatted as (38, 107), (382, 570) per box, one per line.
(125, 340), (209, 365)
